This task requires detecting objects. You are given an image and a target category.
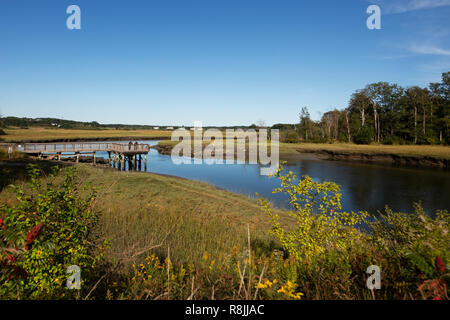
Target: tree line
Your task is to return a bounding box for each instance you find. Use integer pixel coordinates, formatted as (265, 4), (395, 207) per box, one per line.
(293, 72), (449, 145)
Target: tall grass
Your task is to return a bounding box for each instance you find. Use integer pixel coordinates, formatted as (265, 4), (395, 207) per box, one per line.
(2, 127), (172, 142)
(55, 166), (286, 269)
(1, 162), (447, 300)
(157, 140), (450, 160)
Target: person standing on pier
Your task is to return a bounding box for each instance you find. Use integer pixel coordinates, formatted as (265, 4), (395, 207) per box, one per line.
(128, 141), (133, 151)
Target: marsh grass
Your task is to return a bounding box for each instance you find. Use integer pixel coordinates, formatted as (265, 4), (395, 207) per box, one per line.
(2, 127), (172, 142)
(0, 163), (289, 269)
(287, 142), (450, 159)
(90, 166), (287, 268)
(157, 140), (450, 160)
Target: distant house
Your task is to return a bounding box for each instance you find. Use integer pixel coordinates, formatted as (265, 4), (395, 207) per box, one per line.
(153, 126), (160, 130)
(166, 126), (174, 130)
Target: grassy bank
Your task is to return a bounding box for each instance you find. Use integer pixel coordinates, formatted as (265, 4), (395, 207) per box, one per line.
(0, 161), (448, 300)
(286, 142), (450, 159)
(0, 162), (288, 268)
(1, 127), (172, 143)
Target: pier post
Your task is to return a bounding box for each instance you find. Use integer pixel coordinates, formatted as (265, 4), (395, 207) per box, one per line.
(93, 152), (96, 166)
(144, 153), (147, 170)
(76, 152), (79, 163)
(57, 152), (61, 161)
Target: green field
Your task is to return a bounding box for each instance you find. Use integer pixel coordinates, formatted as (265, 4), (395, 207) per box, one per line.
(1, 127), (172, 142)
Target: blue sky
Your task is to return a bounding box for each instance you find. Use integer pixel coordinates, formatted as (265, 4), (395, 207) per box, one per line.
(0, 0), (449, 126)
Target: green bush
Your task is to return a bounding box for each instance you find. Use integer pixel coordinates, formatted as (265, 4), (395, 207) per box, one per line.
(259, 165), (368, 260)
(368, 205), (449, 299)
(353, 126), (374, 145)
(0, 164), (107, 299)
(310, 137), (328, 143)
(284, 131), (299, 144)
(382, 136), (402, 145)
(258, 167), (449, 300)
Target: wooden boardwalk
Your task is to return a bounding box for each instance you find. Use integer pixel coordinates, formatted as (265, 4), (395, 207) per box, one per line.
(8, 142), (150, 170)
(20, 142), (149, 154)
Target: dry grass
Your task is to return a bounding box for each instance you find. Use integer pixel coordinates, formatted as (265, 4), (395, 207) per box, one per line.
(157, 140), (450, 160)
(1, 127), (172, 142)
(85, 165), (286, 267)
(286, 142), (450, 159)
(0, 163), (288, 269)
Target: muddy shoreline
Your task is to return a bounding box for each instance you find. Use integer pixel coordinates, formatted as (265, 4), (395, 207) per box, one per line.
(300, 149), (448, 169)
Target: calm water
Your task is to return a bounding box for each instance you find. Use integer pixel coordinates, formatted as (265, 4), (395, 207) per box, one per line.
(94, 140), (449, 215)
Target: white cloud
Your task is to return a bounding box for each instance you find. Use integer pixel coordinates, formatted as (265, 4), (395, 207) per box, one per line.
(372, 0), (450, 14)
(420, 59), (450, 72)
(410, 44), (450, 56)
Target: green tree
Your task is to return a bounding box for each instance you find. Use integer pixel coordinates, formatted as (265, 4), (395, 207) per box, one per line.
(298, 107), (313, 141)
(430, 72), (450, 144)
(363, 82), (404, 143)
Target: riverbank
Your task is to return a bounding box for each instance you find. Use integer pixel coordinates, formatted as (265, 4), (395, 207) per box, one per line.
(1, 159), (448, 300)
(0, 160), (288, 265)
(153, 140), (450, 169)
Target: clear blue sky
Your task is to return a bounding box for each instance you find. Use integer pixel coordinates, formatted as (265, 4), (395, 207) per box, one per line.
(0, 0), (449, 126)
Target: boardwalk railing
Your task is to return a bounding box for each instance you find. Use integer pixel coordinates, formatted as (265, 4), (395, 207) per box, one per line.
(20, 142), (150, 154)
(110, 143), (150, 153)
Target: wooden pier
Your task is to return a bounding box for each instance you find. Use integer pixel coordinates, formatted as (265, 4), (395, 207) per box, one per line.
(11, 142), (150, 171)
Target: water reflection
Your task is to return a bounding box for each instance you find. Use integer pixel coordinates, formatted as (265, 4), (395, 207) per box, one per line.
(95, 140), (450, 215)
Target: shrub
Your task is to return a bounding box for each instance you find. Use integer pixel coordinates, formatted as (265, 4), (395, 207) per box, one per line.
(259, 165), (368, 260)
(259, 165), (449, 300)
(310, 137), (328, 144)
(353, 126), (374, 145)
(382, 136), (403, 145)
(0, 164), (107, 299)
(425, 136), (440, 145)
(338, 133), (349, 142)
(284, 131), (299, 144)
(369, 204), (449, 299)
